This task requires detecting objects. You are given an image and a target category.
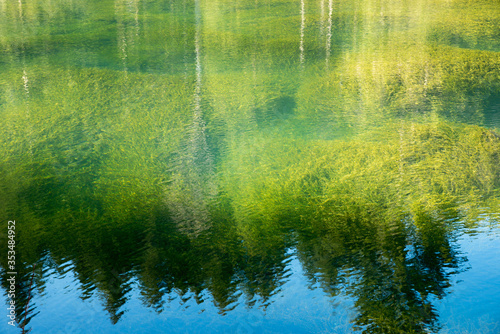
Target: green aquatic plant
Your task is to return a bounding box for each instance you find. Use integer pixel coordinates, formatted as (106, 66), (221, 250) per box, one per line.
(0, 0), (499, 332)
(426, 0), (500, 51)
(220, 120), (499, 334)
(297, 44), (500, 130)
(222, 121), (500, 237)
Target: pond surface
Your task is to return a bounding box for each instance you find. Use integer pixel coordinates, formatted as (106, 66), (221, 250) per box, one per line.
(1, 0), (500, 333)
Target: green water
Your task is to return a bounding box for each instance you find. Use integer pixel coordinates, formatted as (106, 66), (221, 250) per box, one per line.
(1, 0), (500, 333)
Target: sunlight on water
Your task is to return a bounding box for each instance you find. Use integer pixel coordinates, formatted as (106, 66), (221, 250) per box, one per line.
(0, 0), (499, 333)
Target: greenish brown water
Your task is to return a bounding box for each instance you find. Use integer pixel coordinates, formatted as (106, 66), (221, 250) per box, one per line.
(1, 0), (500, 333)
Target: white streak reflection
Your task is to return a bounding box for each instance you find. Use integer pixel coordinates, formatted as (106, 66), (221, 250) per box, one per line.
(299, 0), (305, 65)
(326, 0), (333, 67)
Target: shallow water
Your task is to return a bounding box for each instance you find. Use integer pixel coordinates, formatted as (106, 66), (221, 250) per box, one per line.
(1, 0), (500, 333)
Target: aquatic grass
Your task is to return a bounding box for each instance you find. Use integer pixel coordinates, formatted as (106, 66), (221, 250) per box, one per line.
(204, 69), (301, 138)
(1, 1), (499, 239)
(0, 0), (196, 75)
(0, 0), (499, 331)
(0, 63), (193, 226)
(219, 120), (499, 333)
(300, 43), (500, 128)
(222, 120), (500, 242)
(0, 0), (114, 51)
(426, 0), (500, 51)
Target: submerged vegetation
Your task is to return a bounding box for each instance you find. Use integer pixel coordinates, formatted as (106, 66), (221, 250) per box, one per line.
(0, 0), (499, 333)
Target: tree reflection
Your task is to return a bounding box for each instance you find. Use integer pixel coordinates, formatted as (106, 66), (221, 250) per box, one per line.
(0, 0), (499, 333)
(2, 119), (498, 331)
(296, 210), (466, 333)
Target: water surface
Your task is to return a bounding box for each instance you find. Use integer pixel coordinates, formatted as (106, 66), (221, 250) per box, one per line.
(1, 0), (500, 333)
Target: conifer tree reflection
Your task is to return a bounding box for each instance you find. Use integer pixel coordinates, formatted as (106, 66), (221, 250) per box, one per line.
(295, 211), (465, 333)
(165, 0), (218, 238)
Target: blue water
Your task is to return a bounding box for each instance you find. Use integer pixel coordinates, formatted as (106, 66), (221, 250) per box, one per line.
(2, 223), (499, 334)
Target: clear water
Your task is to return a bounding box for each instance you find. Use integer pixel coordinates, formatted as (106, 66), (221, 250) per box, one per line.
(1, 0), (500, 333)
